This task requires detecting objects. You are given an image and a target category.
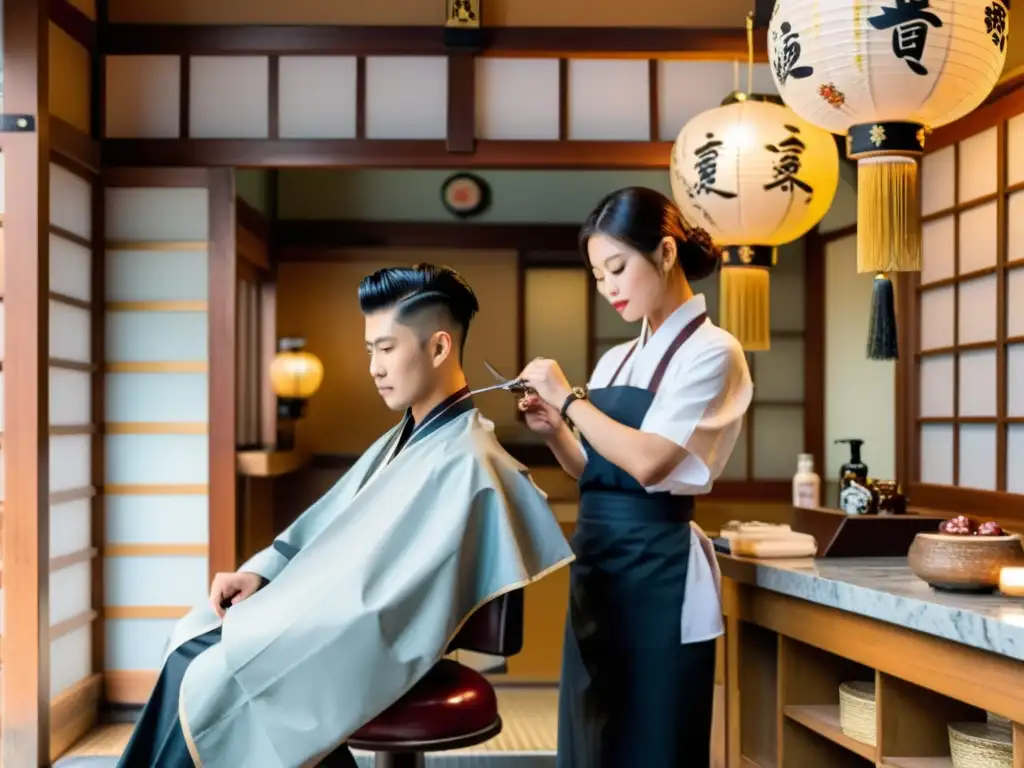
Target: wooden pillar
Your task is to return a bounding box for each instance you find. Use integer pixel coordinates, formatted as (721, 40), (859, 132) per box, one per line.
(1, 0), (52, 763)
(208, 168), (238, 577)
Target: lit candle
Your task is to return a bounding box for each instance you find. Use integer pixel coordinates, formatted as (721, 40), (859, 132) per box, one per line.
(999, 567), (1024, 597)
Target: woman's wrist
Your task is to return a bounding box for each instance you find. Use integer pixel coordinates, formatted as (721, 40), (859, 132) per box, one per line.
(545, 420), (573, 445)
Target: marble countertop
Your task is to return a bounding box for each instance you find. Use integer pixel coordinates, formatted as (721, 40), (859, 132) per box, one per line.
(717, 555), (1024, 662)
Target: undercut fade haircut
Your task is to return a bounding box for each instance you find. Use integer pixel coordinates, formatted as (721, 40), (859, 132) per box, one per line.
(358, 263), (480, 357)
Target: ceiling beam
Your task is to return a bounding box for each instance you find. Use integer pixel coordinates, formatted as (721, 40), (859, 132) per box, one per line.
(104, 24), (769, 59)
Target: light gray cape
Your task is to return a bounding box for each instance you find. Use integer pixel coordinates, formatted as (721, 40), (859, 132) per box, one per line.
(167, 409), (574, 767)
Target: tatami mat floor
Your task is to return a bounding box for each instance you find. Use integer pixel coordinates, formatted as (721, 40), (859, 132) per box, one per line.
(62, 686), (559, 761)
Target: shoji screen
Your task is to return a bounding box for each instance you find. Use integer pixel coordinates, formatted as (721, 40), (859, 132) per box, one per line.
(103, 181), (210, 704)
(914, 119), (1022, 505)
(48, 161), (101, 740)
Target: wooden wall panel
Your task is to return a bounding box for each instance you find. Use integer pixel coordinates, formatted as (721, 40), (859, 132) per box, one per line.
(49, 21), (92, 135)
(106, 0), (765, 28)
(102, 176), (211, 704)
(276, 248), (519, 454)
(104, 55), (181, 138)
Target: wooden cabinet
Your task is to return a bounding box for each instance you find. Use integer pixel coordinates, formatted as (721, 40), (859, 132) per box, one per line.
(720, 574), (1024, 768)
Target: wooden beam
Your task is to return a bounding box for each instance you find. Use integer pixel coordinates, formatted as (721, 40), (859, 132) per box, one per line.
(101, 138), (675, 169)
(446, 52), (475, 153)
(1, 0), (52, 762)
(802, 228), (827, 481)
(208, 169), (238, 578)
(89, 174), (106, 689)
(50, 115), (100, 176)
(104, 24), (769, 59)
(927, 72), (1024, 153)
(275, 220), (580, 254)
(49, 0), (95, 51)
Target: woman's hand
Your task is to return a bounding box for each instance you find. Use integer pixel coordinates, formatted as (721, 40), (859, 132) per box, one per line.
(518, 357), (573, 410)
(518, 393), (564, 437)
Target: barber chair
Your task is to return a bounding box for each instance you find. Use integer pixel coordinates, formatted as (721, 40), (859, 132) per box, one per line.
(346, 589), (525, 768)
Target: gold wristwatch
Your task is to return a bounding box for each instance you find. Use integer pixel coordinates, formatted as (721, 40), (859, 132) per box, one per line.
(560, 386), (587, 422)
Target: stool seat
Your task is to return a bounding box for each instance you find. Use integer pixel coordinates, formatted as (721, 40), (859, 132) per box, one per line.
(349, 659), (500, 751)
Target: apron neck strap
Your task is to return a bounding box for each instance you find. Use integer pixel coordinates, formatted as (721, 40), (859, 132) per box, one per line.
(607, 341), (638, 388)
(648, 312), (707, 392)
(607, 312), (708, 391)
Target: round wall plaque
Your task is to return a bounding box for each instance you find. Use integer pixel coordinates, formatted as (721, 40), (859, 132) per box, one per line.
(441, 173), (491, 219)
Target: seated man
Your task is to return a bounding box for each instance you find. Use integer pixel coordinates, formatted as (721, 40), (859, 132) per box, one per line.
(118, 264), (574, 768)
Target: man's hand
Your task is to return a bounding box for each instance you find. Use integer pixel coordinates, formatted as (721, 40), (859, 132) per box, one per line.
(209, 571), (262, 618)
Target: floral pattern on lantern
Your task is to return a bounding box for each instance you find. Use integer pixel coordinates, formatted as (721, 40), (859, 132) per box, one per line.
(670, 95), (840, 350)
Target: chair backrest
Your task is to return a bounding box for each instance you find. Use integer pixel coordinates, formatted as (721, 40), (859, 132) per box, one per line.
(447, 589), (524, 657)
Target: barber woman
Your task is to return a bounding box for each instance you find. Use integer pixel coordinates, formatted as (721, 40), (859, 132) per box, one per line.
(517, 187), (753, 767)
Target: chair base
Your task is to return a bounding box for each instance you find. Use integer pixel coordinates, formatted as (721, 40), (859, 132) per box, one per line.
(353, 717), (503, 768)
(370, 753), (425, 768)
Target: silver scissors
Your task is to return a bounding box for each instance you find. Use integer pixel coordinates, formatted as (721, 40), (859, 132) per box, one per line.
(469, 360), (532, 395)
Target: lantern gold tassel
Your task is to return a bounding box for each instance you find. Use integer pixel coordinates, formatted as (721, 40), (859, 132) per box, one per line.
(867, 272), (899, 361)
(720, 266), (770, 352)
(856, 157), (921, 274)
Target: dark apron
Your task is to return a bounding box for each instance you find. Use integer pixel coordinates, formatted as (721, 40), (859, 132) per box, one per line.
(557, 313), (717, 768)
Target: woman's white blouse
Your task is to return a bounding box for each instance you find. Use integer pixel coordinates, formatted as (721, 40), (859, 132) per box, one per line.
(583, 294), (754, 644)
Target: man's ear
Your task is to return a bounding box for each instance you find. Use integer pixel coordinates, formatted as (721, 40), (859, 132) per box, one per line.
(430, 330), (454, 367)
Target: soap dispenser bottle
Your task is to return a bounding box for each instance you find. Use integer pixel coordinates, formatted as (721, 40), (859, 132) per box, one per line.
(835, 439), (868, 489)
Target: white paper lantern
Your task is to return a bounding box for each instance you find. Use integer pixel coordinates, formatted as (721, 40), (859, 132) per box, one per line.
(768, 0), (1008, 136)
(768, 0), (1008, 359)
(670, 95), (840, 350)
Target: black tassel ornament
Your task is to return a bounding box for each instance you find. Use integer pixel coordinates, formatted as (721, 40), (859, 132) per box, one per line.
(867, 272), (899, 360)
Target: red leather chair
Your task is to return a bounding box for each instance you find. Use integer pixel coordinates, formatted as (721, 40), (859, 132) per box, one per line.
(346, 589), (525, 768)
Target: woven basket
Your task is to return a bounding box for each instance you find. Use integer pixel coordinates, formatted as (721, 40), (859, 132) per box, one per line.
(838, 681), (876, 746)
(949, 721), (1012, 768)
(987, 712), (1012, 730)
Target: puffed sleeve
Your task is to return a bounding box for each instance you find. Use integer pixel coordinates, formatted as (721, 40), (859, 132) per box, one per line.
(639, 336), (753, 493)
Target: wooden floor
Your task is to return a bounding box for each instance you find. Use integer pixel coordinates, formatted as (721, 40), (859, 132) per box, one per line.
(63, 687), (561, 758)
(62, 684), (726, 764)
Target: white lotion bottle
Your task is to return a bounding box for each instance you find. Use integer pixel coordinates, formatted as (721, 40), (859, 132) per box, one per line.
(792, 453), (821, 509)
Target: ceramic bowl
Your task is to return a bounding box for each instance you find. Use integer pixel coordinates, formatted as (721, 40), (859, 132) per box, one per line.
(908, 532), (1024, 592)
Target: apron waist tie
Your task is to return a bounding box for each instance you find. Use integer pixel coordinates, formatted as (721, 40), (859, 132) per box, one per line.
(579, 491), (694, 524)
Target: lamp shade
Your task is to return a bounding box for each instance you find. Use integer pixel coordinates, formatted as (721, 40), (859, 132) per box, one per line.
(768, 0), (1008, 274)
(671, 97), (840, 248)
(270, 339), (324, 400)
(767, 0), (1007, 136)
(670, 96), (840, 349)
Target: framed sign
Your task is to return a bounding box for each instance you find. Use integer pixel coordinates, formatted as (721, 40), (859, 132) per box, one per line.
(441, 173), (491, 219)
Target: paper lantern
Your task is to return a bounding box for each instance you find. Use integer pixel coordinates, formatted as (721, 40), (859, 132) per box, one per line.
(670, 93), (840, 350)
(270, 338), (324, 402)
(768, 0), (1009, 358)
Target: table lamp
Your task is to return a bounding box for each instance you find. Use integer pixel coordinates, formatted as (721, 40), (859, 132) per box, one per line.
(270, 337), (324, 450)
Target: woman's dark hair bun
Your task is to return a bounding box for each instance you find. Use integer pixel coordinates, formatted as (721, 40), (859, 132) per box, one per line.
(579, 186), (721, 283)
(674, 223), (721, 282)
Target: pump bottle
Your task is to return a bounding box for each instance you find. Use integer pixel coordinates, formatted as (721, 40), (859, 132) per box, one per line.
(834, 439), (868, 489)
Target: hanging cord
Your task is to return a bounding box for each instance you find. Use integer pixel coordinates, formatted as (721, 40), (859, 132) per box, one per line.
(746, 11), (754, 95)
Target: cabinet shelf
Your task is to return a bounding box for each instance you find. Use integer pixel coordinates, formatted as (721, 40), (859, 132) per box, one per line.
(783, 704), (875, 761)
(723, 589), (1022, 768)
